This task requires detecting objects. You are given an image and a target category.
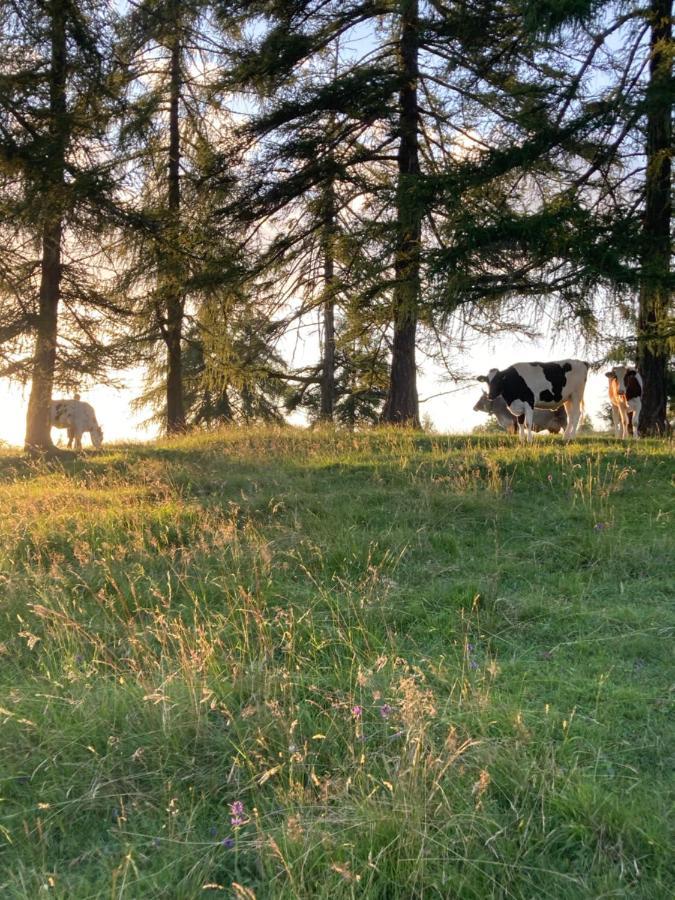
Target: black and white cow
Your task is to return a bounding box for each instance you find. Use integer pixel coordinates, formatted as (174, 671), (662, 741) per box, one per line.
(606, 366), (642, 439)
(473, 392), (568, 434)
(478, 359), (589, 443)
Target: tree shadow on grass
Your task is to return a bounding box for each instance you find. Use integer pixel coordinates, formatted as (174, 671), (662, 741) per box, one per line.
(0, 432), (666, 490)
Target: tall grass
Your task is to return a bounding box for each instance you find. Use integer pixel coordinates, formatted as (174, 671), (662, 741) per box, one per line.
(0, 429), (673, 897)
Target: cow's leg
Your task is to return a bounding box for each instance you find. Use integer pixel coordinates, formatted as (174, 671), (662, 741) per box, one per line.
(523, 405), (534, 444)
(563, 397), (582, 440)
(618, 404), (629, 439)
(563, 400), (573, 438)
(509, 401), (527, 443)
(629, 399), (641, 439)
(67, 427), (74, 448)
(517, 418), (526, 443)
(610, 404), (622, 437)
(73, 429), (83, 451)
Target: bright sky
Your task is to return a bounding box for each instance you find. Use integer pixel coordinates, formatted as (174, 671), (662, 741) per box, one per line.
(0, 331), (609, 448)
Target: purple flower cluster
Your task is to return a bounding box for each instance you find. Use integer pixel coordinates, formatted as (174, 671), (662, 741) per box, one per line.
(230, 800), (246, 828)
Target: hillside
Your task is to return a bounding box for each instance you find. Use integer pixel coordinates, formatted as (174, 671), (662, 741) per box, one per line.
(0, 430), (673, 898)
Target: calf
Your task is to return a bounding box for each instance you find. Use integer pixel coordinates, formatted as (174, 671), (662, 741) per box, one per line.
(478, 359), (589, 443)
(50, 395), (103, 450)
(605, 366), (642, 438)
(473, 393), (568, 434)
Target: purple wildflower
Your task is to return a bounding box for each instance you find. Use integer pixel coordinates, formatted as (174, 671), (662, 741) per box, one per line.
(230, 800), (246, 827)
(351, 705), (362, 719)
(222, 836), (235, 849)
(379, 704), (393, 718)
(470, 660), (479, 670)
(594, 522), (607, 531)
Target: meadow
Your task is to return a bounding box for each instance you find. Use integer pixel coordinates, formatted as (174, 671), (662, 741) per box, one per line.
(0, 429), (673, 899)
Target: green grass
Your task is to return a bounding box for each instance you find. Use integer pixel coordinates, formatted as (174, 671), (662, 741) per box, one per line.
(0, 428), (673, 898)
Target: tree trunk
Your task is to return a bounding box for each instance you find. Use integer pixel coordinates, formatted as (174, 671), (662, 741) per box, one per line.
(165, 21), (186, 434)
(25, 1), (67, 452)
(637, 0), (672, 435)
(25, 222), (62, 451)
(382, 0), (421, 427)
(320, 179), (337, 421)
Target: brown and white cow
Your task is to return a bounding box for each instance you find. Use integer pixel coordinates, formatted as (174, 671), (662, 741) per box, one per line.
(478, 359), (589, 443)
(605, 366), (642, 439)
(50, 395), (103, 450)
(473, 392), (568, 434)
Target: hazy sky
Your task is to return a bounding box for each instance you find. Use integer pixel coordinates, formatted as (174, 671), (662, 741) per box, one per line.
(0, 330), (609, 448)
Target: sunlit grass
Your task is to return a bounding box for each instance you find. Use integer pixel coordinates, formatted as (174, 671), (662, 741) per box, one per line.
(0, 428), (673, 897)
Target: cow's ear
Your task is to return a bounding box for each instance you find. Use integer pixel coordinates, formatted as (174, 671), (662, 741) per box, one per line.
(477, 375), (487, 383)
(605, 371), (615, 379)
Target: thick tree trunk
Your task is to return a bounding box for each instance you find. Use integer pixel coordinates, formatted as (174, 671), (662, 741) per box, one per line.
(320, 180), (337, 421)
(637, 0), (672, 435)
(382, 0), (421, 426)
(165, 24), (186, 434)
(25, 1), (67, 452)
(25, 222), (62, 451)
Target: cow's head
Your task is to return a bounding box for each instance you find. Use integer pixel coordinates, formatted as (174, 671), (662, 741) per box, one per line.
(477, 369), (502, 400)
(473, 392), (492, 413)
(91, 424), (103, 448)
(483, 368), (503, 400)
(605, 366), (634, 396)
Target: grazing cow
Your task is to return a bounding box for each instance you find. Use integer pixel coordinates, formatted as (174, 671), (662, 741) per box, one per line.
(478, 359), (589, 443)
(606, 366), (642, 438)
(473, 393), (568, 434)
(50, 395), (103, 449)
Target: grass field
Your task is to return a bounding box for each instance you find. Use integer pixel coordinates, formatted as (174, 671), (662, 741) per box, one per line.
(0, 429), (673, 899)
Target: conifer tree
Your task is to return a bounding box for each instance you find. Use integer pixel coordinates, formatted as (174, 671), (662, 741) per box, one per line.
(221, 16), (387, 423)
(381, 0), (422, 424)
(224, 1), (612, 427)
(135, 306), (290, 427)
(117, 0), (241, 434)
(637, 0), (672, 434)
(522, 0), (672, 434)
(0, 0), (117, 451)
